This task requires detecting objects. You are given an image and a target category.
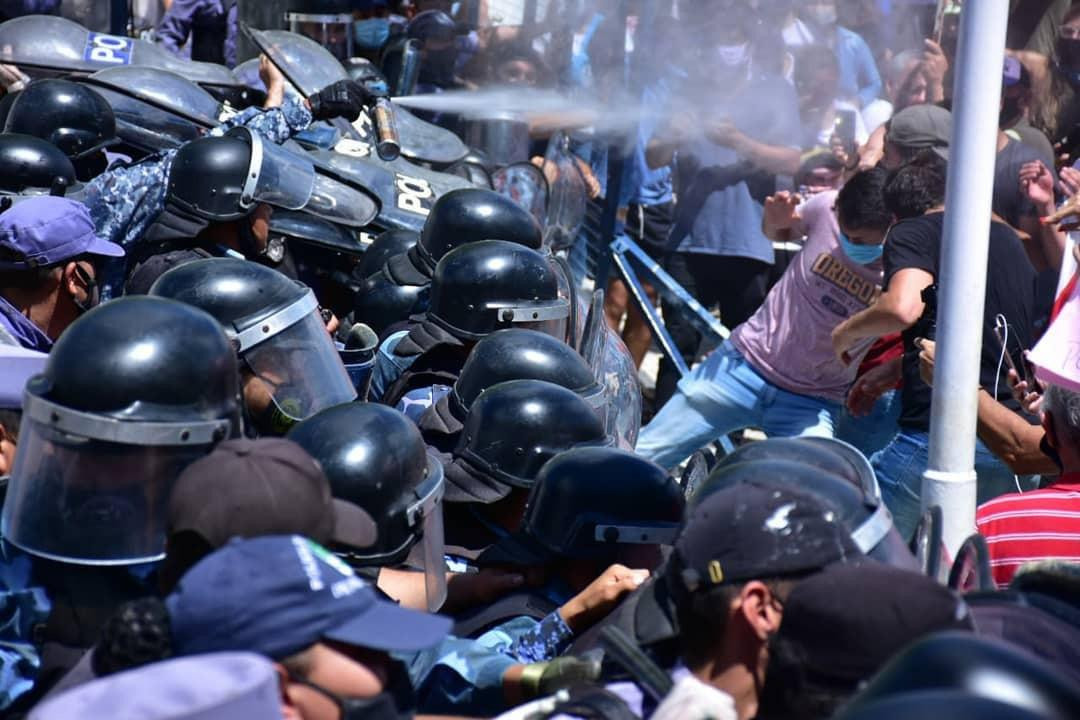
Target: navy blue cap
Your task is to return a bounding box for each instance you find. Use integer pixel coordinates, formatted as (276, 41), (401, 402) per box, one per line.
(167, 535), (451, 660)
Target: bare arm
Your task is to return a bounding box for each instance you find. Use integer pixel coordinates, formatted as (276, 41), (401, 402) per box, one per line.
(976, 389), (1057, 475)
(729, 132), (801, 176)
(832, 268), (933, 359)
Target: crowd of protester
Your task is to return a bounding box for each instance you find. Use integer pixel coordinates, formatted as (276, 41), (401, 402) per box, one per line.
(0, 0), (1079, 719)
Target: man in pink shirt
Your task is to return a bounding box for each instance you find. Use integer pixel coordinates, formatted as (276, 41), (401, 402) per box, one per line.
(636, 168), (892, 468)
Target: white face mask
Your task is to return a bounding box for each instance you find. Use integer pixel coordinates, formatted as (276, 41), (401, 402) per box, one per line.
(715, 42), (749, 68)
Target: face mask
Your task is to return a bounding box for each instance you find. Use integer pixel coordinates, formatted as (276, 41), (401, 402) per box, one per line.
(1058, 37), (1080, 72)
(715, 43), (749, 68)
(839, 231), (883, 264)
(804, 5), (838, 26)
(290, 660), (415, 720)
(1000, 95), (1024, 129)
(355, 18), (391, 50)
(71, 264), (100, 315)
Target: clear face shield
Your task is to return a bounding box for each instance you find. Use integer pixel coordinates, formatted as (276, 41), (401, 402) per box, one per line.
(402, 455), (447, 612)
(542, 132), (587, 252)
(492, 162), (549, 226)
(1, 392), (230, 564)
(598, 329), (643, 449)
(238, 130), (317, 213)
(489, 298), (572, 345)
(239, 291), (357, 431)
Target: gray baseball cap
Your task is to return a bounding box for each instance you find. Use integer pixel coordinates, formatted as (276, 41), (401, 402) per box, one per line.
(887, 104), (951, 160)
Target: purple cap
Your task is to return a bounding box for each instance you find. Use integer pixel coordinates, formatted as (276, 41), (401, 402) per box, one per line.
(0, 197), (124, 270)
(0, 345), (46, 409)
(28, 652), (283, 720)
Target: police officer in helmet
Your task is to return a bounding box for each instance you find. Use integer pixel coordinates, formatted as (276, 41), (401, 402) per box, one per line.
(417, 328), (604, 458)
(3, 79), (119, 182)
(443, 379), (609, 568)
(373, 240), (571, 410)
(0, 295), (242, 710)
(149, 257), (357, 436)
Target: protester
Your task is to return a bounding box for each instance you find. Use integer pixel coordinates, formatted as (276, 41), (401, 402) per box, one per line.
(156, 0), (238, 67)
(637, 169), (892, 469)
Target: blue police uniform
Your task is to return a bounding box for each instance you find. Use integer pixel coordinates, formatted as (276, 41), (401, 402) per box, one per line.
(156, 0), (238, 68)
(85, 97), (313, 300)
(0, 297), (52, 352)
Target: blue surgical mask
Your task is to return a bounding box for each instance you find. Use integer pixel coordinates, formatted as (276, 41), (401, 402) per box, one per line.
(354, 18), (391, 50)
(839, 231), (883, 264)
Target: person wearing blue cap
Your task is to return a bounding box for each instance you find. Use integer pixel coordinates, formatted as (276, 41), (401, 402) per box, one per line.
(167, 535), (453, 720)
(0, 197), (124, 352)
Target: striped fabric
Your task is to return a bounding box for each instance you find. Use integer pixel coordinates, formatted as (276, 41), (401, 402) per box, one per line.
(975, 476), (1080, 588)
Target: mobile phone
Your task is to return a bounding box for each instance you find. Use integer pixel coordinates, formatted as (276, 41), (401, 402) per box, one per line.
(993, 315), (1027, 384)
(834, 109), (857, 156)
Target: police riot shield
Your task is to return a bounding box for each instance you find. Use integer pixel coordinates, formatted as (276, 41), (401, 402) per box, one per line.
(380, 38), (421, 98)
(247, 27), (468, 166)
(492, 162), (548, 225)
(82, 66), (223, 128)
(286, 12), (354, 64)
(579, 289), (642, 448)
(542, 132), (587, 252)
(236, 0), (288, 64)
(0, 16), (242, 92)
(580, 288), (605, 360)
(76, 82), (205, 154)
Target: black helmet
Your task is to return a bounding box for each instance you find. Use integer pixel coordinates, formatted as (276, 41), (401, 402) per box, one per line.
(1, 296), (241, 565)
(3, 79), (116, 160)
(359, 229), (419, 279)
(407, 9), (458, 42)
(704, 438), (916, 569)
(449, 328), (603, 420)
(479, 447), (684, 567)
(427, 240), (570, 342)
(352, 268), (426, 339)
(166, 126), (316, 222)
(837, 632), (1080, 720)
(447, 379), (609, 504)
(0, 133), (77, 196)
(287, 403), (447, 611)
(386, 188), (542, 285)
(149, 258), (356, 431)
(836, 692), (1052, 720)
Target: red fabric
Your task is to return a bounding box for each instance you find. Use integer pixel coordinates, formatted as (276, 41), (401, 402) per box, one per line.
(976, 474), (1080, 588)
(855, 333), (904, 389)
(1050, 272), (1078, 323)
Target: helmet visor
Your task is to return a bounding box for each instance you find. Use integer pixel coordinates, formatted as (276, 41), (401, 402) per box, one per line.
(244, 132), (316, 212)
(243, 311), (358, 424)
(489, 298), (571, 345)
(1, 419), (206, 564)
(403, 456), (447, 612)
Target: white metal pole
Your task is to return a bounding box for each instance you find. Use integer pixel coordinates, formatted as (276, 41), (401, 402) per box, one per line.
(922, 0), (1010, 556)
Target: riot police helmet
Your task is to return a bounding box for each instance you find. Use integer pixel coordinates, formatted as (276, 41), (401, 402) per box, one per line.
(287, 402), (447, 611)
(1, 296), (241, 565)
(386, 188), (542, 285)
(479, 447), (683, 567)
(427, 240), (570, 342)
(3, 79), (117, 161)
(837, 632), (1080, 720)
(406, 9), (457, 43)
(447, 379), (609, 504)
(352, 268), (426, 339)
(0, 133), (78, 196)
(149, 258), (356, 433)
(449, 328), (603, 421)
(705, 438), (916, 569)
(359, 228), (419, 279)
(166, 126), (316, 223)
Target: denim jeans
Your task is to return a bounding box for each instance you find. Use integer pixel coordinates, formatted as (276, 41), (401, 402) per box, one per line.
(835, 389), (903, 459)
(635, 341), (839, 469)
(871, 429), (1040, 540)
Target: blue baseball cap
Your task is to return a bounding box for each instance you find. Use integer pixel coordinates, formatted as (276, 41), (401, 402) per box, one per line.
(0, 196), (124, 270)
(167, 535), (451, 660)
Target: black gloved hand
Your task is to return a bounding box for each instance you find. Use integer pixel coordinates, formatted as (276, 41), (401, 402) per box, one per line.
(308, 80), (373, 122)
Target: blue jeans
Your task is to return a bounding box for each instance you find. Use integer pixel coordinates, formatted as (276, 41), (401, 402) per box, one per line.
(871, 429), (1040, 540)
(835, 389), (903, 458)
(635, 341), (839, 469)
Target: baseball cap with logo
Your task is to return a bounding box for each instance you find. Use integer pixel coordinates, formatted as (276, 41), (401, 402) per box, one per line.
(167, 535), (451, 660)
(0, 196), (124, 270)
